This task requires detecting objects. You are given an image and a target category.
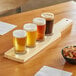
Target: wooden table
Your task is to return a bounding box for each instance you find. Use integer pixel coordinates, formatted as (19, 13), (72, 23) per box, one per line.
(0, 1), (76, 76)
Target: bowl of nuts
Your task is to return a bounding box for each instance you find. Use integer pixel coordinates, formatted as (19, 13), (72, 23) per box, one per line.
(62, 46), (76, 64)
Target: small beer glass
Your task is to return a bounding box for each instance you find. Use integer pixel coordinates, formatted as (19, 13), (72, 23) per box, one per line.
(41, 12), (54, 35)
(13, 30), (27, 54)
(33, 17), (46, 41)
(23, 23), (37, 47)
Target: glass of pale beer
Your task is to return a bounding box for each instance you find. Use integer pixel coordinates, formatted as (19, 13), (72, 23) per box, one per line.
(23, 23), (37, 47)
(33, 17), (46, 41)
(41, 12), (54, 35)
(13, 30), (27, 54)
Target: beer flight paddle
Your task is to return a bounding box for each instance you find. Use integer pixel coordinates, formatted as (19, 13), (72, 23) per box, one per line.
(4, 18), (72, 63)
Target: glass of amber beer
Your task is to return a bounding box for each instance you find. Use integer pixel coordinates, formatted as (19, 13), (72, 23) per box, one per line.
(41, 12), (54, 35)
(33, 17), (46, 41)
(13, 30), (27, 54)
(23, 23), (37, 47)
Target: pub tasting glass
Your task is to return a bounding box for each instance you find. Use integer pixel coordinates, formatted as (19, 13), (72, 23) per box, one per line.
(33, 17), (46, 41)
(41, 12), (54, 35)
(23, 23), (37, 47)
(13, 30), (27, 54)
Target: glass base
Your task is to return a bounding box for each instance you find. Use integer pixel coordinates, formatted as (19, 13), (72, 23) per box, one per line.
(45, 33), (53, 36)
(26, 45), (36, 48)
(15, 50), (27, 54)
(37, 38), (45, 42)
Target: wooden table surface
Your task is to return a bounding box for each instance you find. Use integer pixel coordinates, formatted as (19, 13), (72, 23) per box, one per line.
(0, 1), (76, 76)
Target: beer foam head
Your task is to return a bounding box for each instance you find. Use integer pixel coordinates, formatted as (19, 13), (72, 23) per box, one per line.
(33, 17), (46, 25)
(41, 12), (54, 20)
(13, 30), (26, 38)
(23, 23), (37, 31)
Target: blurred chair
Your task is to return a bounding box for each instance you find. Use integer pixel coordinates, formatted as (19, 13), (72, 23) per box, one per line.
(0, 0), (28, 16)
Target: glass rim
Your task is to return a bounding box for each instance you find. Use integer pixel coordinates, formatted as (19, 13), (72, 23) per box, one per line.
(33, 17), (46, 26)
(13, 29), (27, 38)
(23, 23), (37, 31)
(41, 12), (54, 20)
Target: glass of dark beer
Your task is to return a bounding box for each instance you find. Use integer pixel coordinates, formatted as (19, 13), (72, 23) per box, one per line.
(41, 12), (54, 35)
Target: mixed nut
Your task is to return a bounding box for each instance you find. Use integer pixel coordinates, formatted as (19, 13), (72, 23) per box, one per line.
(63, 46), (76, 59)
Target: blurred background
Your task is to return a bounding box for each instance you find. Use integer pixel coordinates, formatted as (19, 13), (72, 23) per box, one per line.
(0, 0), (74, 17)
(21, 0), (72, 12)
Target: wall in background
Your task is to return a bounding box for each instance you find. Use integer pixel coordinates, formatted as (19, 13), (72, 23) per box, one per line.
(21, 0), (72, 12)
(0, 0), (73, 17)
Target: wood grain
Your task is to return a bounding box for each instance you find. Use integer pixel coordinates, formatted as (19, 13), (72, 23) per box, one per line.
(0, 1), (76, 76)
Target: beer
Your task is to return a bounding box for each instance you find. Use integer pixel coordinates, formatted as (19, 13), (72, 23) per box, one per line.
(23, 23), (37, 47)
(33, 17), (46, 41)
(41, 12), (54, 35)
(13, 30), (27, 54)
